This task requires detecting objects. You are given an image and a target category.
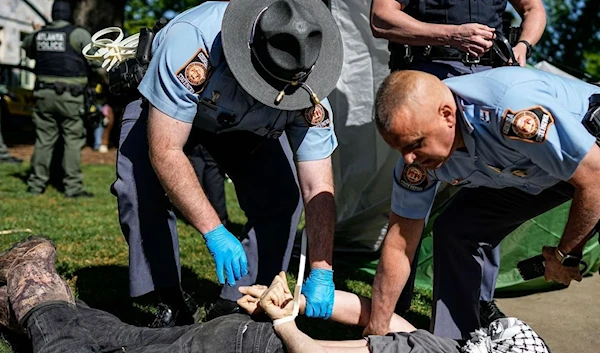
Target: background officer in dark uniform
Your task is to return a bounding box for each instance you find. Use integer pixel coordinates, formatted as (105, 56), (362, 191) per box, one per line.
(22, 1), (94, 198)
(369, 0), (546, 325)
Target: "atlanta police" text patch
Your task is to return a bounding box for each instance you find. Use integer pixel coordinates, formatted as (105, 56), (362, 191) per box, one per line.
(501, 106), (554, 143)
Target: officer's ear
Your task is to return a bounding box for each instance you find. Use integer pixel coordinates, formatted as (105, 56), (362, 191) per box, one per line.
(439, 103), (456, 128)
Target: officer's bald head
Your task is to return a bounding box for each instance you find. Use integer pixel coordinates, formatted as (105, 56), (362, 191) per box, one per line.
(375, 70), (462, 169)
(375, 70), (449, 134)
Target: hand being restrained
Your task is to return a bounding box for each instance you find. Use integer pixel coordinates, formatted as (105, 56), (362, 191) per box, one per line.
(238, 272), (297, 321)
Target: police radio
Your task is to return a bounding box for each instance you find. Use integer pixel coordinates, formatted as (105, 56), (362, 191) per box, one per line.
(583, 94), (600, 145)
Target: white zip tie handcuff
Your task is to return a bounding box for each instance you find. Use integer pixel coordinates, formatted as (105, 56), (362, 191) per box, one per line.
(272, 230), (307, 326)
(82, 27), (140, 72)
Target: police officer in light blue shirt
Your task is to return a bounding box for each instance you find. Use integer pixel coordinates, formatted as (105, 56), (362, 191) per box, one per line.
(111, 0), (343, 327)
(370, 0), (547, 323)
(365, 67), (600, 340)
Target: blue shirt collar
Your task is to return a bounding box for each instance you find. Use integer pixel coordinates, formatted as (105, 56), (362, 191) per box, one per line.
(454, 95), (476, 158)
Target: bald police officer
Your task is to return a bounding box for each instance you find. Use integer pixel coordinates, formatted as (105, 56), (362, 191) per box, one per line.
(369, 0), (547, 322)
(366, 67), (600, 339)
(112, 0), (343, 327)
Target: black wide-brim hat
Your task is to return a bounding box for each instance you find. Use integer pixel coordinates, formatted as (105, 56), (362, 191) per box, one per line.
(222, 0), (343, 111)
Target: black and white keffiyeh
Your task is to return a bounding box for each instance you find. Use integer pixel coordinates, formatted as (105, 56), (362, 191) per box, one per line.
(461, 318), (550, 353)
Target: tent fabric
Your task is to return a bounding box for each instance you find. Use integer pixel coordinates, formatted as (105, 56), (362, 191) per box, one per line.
(327, 0), (600, 292)
(533, 61), (579, 80)
(352, 201), (600, 293)
(328, 0), (396, 252)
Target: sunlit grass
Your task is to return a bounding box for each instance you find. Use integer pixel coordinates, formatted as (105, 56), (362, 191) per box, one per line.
(0, 162), (431, 352)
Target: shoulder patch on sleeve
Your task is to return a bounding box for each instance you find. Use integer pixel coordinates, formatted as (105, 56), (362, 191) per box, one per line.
(302, 104), (331, 128)
(399, 163), (429, 192)
(501, 106), (554, 143)
(176, 48), (212, 94)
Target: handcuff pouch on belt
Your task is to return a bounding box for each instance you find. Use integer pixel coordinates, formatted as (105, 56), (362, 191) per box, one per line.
(583, 93), (600, 146)
(490, 32), (520, 67)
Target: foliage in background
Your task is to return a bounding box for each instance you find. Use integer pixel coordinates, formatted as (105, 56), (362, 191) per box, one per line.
(123, 0), (202, 35)
(119, 0), (600, 78)
(532, 0), (600, 81)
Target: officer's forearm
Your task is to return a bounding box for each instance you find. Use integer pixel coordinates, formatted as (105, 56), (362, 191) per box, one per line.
(559, 187), (600, 254)
(370, 0), (455, 46)
(327, 290), (417, 332)
(152, 149), (222, 234)
(297, 158), (335, 269)
(368, 215), (424, 335)
(560, 146), (600, 254)
(511, 0), (546, 46)
(274, 322), (330, 353)
(150, 146), (221, 235)
(21, 34), (35, 58)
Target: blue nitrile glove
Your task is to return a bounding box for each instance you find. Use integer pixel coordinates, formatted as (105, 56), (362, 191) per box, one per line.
(301, 268), (335, 319)
(203, 224), (248, 286)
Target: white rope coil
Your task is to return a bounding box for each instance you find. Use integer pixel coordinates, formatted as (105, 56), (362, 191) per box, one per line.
(82, 27), (139, 72)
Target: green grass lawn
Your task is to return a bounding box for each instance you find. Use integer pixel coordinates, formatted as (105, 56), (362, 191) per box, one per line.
(0, 162), (431, 352)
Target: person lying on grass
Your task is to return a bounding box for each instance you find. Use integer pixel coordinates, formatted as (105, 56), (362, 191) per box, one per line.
(237, 272), (551, 353)
(1, 236), (549, 353)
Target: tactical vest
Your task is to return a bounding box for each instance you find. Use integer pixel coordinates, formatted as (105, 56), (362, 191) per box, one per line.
(34, 24), (88, 77)
(390, 0), (508, 55)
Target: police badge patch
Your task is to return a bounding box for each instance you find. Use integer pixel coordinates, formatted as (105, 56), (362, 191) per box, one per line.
(399, 163), (429, 192)
(302, 104), (331, 128)
(176, 48), (211, 94)
(501, 106), (554, 143)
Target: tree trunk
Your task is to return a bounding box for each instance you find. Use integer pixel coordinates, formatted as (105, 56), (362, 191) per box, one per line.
(72, 0), (125, 33)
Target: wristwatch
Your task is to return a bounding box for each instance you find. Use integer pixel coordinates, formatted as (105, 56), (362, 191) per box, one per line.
(554, 248), (582, 268)
(517, 40), (532, 59)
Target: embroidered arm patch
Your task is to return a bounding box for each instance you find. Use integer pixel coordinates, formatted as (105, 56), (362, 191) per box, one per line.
(501, 106), (554, 143)
(302, 104), (331, 128)
(176, 48), (211, 94)
(399, 163), (429, 192)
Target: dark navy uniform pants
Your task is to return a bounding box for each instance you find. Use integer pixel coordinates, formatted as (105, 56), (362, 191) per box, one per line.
(431, 181), (573, 339)
(112, 99), (302, 301)
(392, 60), (500, 313)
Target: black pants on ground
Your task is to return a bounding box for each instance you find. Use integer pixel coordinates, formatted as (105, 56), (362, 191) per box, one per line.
(26, 301), (283, 353)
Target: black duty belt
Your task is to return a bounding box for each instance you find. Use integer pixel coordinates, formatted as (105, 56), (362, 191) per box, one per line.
(36, 81), (85, 97)
(409, 45), (494, 65)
